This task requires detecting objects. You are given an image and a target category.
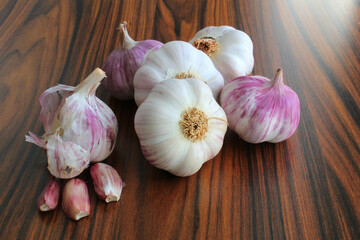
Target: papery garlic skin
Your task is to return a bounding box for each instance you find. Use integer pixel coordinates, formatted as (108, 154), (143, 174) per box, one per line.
(220, 69), (300, 143)
(26, 68), (118, 178)
(37, 179), (60, 211)
(62, 178), (90, 221)
(45, 128), (90, 178)
(189, 26), (254, 82)
(135, 78), (227, 177)
(133, 41), (224, 106)
(90, 163), (124, 203)
(102, 22), (163, 100)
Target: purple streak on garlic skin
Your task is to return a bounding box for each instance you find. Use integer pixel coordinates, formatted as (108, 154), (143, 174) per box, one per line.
(37, 179), (60, 211)
(39, 85), (75, 133)
(62, 178), (90, 221)
(90, 163), (124, 203)
(25, 131), (47, 148)
(220, 69), (300, 143)
(102, 22), (163, 100)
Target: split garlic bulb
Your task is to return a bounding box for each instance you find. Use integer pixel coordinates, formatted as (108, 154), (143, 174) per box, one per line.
(134, 78), (227, 176)
(134, 41), (224, 106)
(189, 25), (254, 82)
(102, 22), (163, 100)
(26, 68), (118, 178)
(220, 69), (300, 143)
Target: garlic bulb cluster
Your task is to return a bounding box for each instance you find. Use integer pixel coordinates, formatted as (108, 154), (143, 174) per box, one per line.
(220, 69), (300, 143)
(26, 68), (118, 179)
(134, 78), (227, 176)
(102, 22), (163, 99)
(134, 41), (224, 106)
(189, 25), (254, 82)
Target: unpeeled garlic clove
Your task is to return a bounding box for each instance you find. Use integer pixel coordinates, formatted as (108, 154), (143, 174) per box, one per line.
(62, 178), (90, 221)
(90, 163), (124, 203)
(36, 179), (60, 211)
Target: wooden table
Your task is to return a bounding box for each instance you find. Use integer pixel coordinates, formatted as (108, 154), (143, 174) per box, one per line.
(0, 0), (359, 239)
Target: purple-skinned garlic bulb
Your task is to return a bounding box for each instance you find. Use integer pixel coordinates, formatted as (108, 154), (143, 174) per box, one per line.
(25, 68), (118, 179)
(37, 178), (60, 211)
(220, 69), (300, 143)
(90, 163), (124, 203)
(102, 21), (163, 100)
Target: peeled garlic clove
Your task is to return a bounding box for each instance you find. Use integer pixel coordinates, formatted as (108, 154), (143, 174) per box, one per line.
(220, 69), (300, 143)
(62, 178), (90, 221)
(26, 68), (118, 178)
(90, 163), (124, 203)
(37, 179), (60, 211)
(134, 41), (224, 106)
(189, 25), (254, 82)
(135, 78), (227, 177)
(102, 22), (163, 100)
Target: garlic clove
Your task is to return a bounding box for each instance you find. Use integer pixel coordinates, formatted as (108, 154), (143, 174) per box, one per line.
(46, 128), (90, 179)
(220, 68), (300, 143)
(135, 78), (227, 176)
(134, 41), (224, 106)
(36, 179), (60, 211)
(102, 21), (163, 100)
(90, 163), (124, 203)
(62, 178), (90, 221)
(189, 25), (254, 82)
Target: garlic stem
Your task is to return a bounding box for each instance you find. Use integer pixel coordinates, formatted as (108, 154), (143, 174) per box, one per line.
(271, 68), (284, 89)
(75, 68), (106, 96)
(118, 22), (137, 50)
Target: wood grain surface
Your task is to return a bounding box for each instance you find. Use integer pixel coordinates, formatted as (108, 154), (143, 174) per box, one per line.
(0, 0), (359, 239)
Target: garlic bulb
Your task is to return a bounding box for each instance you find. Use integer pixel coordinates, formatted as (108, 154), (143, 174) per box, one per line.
(133, 41), (224, 106)
(220, 69), (300, 143)
(102, 22), (163, 100)
(189, 25), (254, 82)
(90, 163), (124, 203)
(37, 179), (60, 211)
(134, 78), (227, 176)
(26, 68), (118, 178)
(62, 178), (90, 221)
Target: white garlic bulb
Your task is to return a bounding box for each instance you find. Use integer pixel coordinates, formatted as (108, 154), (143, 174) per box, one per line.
(189, 25), (254, 82)
(134, 78), (227, 177)
(133, 41), (224, 106)
(26, 68), (118, 179)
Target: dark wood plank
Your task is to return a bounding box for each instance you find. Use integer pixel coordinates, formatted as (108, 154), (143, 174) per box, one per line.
(0, 0), (359, 239)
